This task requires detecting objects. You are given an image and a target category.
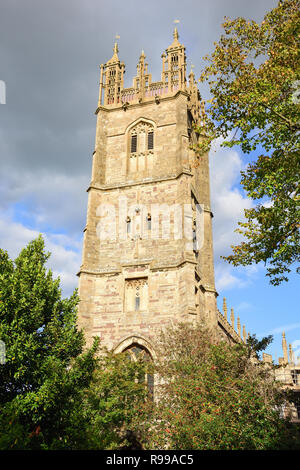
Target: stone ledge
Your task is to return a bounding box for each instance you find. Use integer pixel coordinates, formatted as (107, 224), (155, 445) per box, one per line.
(77, 257), (200, 277)
(87, 170), (193, 192)
(95, 90), (189, 115)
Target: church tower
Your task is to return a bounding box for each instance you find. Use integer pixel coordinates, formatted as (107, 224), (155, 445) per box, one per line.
(77, 30), (218, 357)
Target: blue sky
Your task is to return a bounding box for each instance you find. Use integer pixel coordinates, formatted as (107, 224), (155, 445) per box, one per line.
(0, 0), (298, 362)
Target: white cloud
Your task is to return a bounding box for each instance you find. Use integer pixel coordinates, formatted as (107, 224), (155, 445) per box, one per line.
(214, 262), (256, 291)
(214, 264), (243, 291)
(262, 199), (273, 208)
(264, 323), (300, 336)
(0, 167), (89, 236)
(0, 216), (39, 258)
(0, 215), (81, 298)
(209, 138), (257, 291)
(0, 137), (259, 298)
(46, 237), (82, 296)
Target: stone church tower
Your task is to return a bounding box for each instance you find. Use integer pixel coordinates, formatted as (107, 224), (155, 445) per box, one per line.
(78, 29), (233, 359)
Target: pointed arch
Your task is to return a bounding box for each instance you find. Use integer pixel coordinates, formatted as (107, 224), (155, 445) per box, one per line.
(114, 335), (156, 398)
(113, 334), (156, 360)
(125, 117), (157, 136)
(125, 118), (156, 175)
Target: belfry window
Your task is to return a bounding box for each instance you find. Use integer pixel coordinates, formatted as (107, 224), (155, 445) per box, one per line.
(128, 121), (155, 175)
(131, 134), (137, 153)
(148, 131), (154, 150)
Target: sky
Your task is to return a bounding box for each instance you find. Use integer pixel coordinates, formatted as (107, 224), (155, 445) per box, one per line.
(0, 0), (298, 362)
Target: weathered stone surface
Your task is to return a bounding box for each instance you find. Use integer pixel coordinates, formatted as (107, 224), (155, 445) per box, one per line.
(78, 33), (218, 353)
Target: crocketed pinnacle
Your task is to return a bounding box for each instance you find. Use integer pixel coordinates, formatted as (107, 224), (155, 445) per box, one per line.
(167, 26), (183, 50)
(107, 41), (119, 64)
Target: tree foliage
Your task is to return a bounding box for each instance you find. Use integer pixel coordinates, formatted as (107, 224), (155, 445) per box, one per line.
(246, 333), (273, 359)
(133, 323), (300, 450)
(81, 349), (149, 450)
(0, 236), (147, 449)
(197, 0), (300, 285)
(1, 237), (299, 449)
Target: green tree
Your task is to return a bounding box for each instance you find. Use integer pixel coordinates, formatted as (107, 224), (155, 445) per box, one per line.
(134, 323), (300, 450)
(197, 0), (300, 285)
(83, 350), (149, 450)
(0, 236), (148, 449)
(0, 235), (99, 449)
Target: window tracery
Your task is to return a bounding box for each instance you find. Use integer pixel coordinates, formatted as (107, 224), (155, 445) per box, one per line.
(125, 278), (148, 312)
(128, 121), (155, 174)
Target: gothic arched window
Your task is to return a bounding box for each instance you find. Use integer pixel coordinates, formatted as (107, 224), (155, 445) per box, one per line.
(147, 131), (154, 150)
(128, 121), (155, 174)
(125, 278), (148, 313)
(131, 134), (137, 153)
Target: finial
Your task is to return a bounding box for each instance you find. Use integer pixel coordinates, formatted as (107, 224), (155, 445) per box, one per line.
(289, 344), (294, 363)
(113, 42), (119, 55)
(173, 19), (180, 40)
(243, 325), (246, 343)
(189, 63), (195, 79)
(282, 331), (288, 363)
(113, 34), (120, 54)
(223, 298), (227, 320)
(237, 317), (241, 337)
(106, 34), (120, 64)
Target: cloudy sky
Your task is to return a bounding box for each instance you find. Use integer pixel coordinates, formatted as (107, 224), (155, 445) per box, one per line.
(0, 0), (298, 361)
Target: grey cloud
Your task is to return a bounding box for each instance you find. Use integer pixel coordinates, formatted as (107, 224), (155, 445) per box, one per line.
(0, 0), (277, 243)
